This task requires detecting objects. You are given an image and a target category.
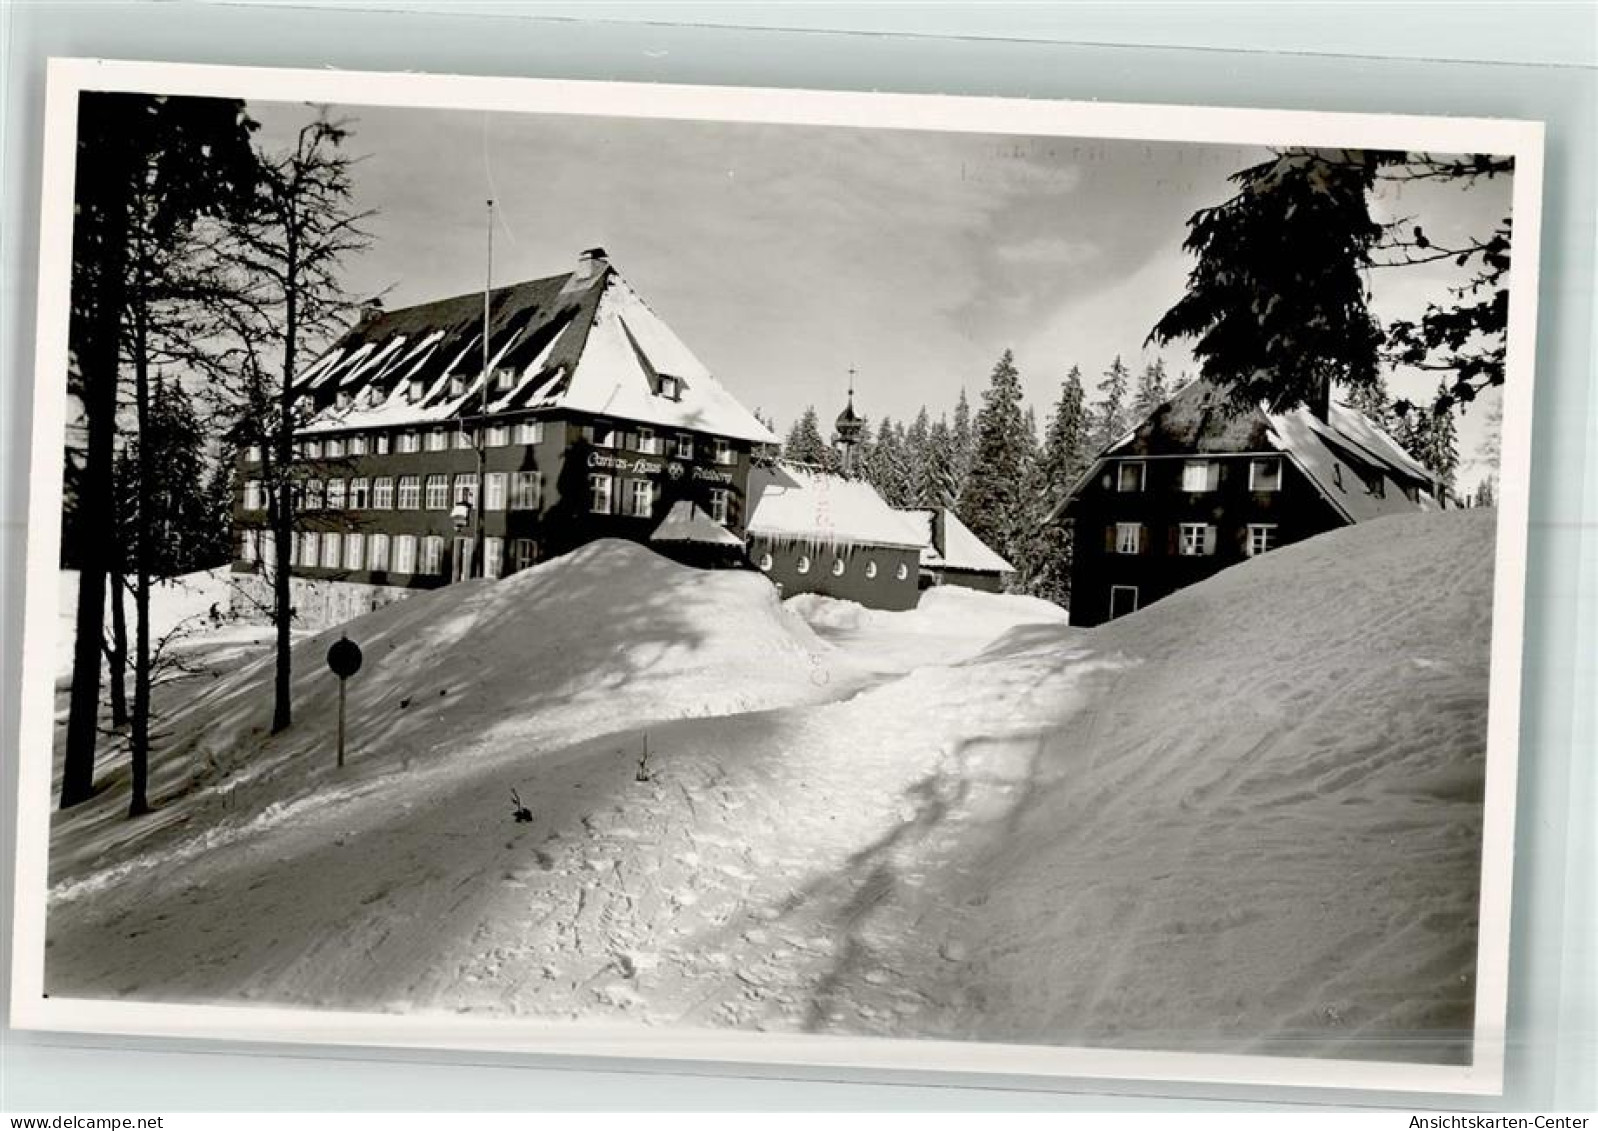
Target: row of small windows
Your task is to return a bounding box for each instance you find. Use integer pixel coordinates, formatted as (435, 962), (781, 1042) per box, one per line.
(241, 529), (539, 578)
(1112, 522), (1278, 557)
(244, 472), (541, 514)
(246, 472), (736, 525)
(582, 424), (736, 465)
(586, 476), (733, 523)
(243, 421), (737, 466)
(755, 551), (909, 581)
(241, 421), (547, 464)
(1114, 457), (1282, 493)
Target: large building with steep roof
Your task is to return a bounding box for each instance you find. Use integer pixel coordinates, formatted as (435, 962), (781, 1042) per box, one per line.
(1053, 378), (1438, 627)
(232, 249), (776, 591)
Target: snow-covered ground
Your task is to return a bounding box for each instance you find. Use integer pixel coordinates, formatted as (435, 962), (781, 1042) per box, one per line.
(44, 514), (1494, 1064)
(54, 567), (276, 682)
(788, 585), (1071, 674)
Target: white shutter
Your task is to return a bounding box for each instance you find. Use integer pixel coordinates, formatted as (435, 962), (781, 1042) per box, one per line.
(1203, 525), (1218, 555)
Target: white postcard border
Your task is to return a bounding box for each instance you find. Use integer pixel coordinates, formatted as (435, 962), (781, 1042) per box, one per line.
(8, 56), (1546, 1099)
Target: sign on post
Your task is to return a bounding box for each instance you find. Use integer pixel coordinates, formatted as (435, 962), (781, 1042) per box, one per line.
(325, 635), (363, 768)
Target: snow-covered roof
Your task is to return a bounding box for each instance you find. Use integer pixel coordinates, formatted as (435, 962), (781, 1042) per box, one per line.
(1266, 408), (1439, 524)
(900, 507), (1014, 574)
(650, 500), (744, 546)
(1053, 378), (1437, 524)
(746, 463), (927, 550)
(294, 256), (777, 445)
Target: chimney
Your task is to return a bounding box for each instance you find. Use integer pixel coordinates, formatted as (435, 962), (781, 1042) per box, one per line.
(356, 298), (385, 328)
(574, 247), (609, 283)
(1310, 373), (1331, 422)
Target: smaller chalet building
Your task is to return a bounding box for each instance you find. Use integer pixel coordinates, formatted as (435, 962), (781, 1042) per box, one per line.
(900, 506), (1015, 593)
(1056, 379), (1438, 628)
(231, 249), (776, 602)
(746, 463), (926, 611)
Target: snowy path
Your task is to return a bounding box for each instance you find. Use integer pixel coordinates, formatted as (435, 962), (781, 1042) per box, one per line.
(46, 581), (1091, 1028)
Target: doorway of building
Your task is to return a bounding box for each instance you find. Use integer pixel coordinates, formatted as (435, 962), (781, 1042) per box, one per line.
(452, 537), (474, 582)
(1109, 584), (1139, 620)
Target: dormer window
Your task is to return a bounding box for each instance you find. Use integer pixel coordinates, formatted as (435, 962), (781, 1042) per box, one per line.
(658, 375), (682, 401)
(1116, 461), (1146, 492)
(336, 390), (353, 410)
(408, 378), (425, 404)
(493, 367), (516, 392)
(449, 375), (466, 398)
(1249, 458), (1283, 492)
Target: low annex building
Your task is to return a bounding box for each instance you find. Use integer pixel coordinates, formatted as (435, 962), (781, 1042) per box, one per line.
(899, 506), (1015, 593)
(1055, 378), (1438, 628)
(745, 462), (927, 611)
(232, 249), (777, 611)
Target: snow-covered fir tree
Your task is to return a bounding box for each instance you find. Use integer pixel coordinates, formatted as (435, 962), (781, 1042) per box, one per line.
(862, 417), (912, 506)
(1027, 365), (1090, 607)
(1394, 381), (1460, 504)
(960, 350), (1029, 570)
(951, 388), (974, 501)
(922, 415), (960, 507)
(199, 447), (237, 570)
(1092, 355), (1132, 453)
(903, 408), (932, 505)
(1131, 357), (1171, 419)
(120, 377), (215, 577)
(1474, 474), (1496, 508)
(783, 405), (837, 470)
(1344, 372), (1394, 429)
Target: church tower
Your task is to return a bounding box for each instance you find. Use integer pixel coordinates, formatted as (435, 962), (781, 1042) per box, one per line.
(833, 367), (866, 476)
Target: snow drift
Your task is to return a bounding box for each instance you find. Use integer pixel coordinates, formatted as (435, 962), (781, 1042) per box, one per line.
(831, 508), (1495, 1062)
(46, 513), (1497, 1066)
(48, 541), (853, 890)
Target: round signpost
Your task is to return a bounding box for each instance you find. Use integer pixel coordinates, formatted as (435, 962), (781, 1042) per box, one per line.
(326, 635), (363, 768)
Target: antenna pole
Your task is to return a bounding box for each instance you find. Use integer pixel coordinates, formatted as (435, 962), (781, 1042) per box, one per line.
(475, 198), (493, 581)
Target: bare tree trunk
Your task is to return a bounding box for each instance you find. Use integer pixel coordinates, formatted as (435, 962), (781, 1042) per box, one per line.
(106, 561), (128, 730)
(270, 227), (298, 735)
(61, 167), (132, 809)
(129, 253), (153, 818)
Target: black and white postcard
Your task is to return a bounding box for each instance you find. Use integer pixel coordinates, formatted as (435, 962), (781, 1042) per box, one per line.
(10, 59), (1543, 1095)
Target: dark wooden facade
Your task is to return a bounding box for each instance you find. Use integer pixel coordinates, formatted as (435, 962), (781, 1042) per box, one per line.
(1059, 379), (1435, 628)
(750, 538), (922, 611)
(1065, 451), (1342, 626)
(232, 413), (755, 587)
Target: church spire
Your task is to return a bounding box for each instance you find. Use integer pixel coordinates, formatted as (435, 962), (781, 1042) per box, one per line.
(833, 366), (866, 474)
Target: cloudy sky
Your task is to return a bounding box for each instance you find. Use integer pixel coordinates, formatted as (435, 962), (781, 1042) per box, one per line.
(249, 100), (1510, 480)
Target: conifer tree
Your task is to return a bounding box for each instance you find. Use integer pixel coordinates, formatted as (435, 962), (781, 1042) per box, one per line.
(1131, 358), (1171, 419)
(1344, 372), (1395, 429)
(137, 379), (213, 576)
(922, 416), (959, 508)
(1393, 381), (1460, 504)
(1028, 366), (1090, 607)
(961, 350), (1029, 566)
(199, 450), (237, 570)
(951, 389), (974, 499)
(783, 405), (836, 469)
(903, 408), (932, 505)
(1092, 355), (1132, 452)
(60, 92), (257, 810)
